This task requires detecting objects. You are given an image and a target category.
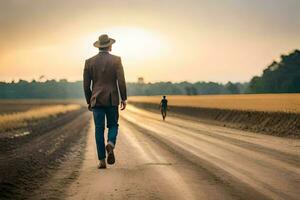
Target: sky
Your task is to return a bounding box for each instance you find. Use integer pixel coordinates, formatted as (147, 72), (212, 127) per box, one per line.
(0, 0), (300, 83)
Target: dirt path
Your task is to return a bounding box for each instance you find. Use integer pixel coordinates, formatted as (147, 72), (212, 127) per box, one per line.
(0, 109), (90, 200)
(66, 105), (300, 200)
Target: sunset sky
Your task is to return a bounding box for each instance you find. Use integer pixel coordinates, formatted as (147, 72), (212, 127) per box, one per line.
(0, 0), (299, 83)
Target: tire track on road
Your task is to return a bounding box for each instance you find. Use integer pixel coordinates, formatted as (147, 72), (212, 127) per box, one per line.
(122, 106), (300, 200)
(121, 117), (271, 200)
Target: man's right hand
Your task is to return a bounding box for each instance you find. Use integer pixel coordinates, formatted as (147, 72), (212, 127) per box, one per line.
(120, 100), (127, 110)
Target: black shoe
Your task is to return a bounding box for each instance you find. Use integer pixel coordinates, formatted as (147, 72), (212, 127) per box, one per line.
(98, 159), (107, 169)
(106, 143), (115, 165)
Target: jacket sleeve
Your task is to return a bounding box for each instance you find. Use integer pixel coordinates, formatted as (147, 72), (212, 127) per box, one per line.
(83, 60), (92, 104)
(116, 57), (127, 101)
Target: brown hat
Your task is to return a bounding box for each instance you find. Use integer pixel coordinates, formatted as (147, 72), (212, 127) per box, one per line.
(93, 34), (115, 48)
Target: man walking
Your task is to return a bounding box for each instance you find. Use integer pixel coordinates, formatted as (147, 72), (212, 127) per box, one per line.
(160, 95), (168, 120)
(83, 34), (127, 169)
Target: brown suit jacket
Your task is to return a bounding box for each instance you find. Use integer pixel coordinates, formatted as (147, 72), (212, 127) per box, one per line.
(83, 52), (127, 107)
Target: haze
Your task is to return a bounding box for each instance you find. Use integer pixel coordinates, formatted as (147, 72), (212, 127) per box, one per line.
(0, 0), (300, 83)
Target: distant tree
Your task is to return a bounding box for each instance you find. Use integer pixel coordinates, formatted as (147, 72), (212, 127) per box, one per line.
(0, 79), (85, 99)
(185, 86), (198, 95)
(59, 79), (68, 83)
(249, 49), (300, 93)
(225, 82), (240, 94)
(235, 82), (249, 93)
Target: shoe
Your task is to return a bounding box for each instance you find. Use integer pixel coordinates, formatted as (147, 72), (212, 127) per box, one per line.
(106, 143), (115, 165)
(98, 159), (106, 169)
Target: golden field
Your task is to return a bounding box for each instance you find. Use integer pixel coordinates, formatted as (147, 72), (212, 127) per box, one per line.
(128, 94), (300, 113)
(0, 103), (81, 132)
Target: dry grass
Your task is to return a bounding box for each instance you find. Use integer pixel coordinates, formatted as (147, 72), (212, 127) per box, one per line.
(0, 99), (86, 114)
(129, 94), (300, 113)
(0, 104), (81, 132)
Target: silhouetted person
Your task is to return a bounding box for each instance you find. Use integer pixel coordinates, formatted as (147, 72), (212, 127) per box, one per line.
(160, 95), (168, 120)
(83, 34), (127, 169)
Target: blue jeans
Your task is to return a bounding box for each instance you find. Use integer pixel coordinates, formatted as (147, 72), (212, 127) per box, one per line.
(93, 106), (119, 160)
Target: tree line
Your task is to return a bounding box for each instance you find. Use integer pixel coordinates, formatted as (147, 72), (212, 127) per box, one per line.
(126, 81), (248, 96)
(0, 79), (248, 99)
(249, 49), (300, 93)
(0, 49), (299, 99)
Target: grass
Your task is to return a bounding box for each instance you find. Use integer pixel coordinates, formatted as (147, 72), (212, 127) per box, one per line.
(128, 93), (300, 113)
(0, 104), (81, 132)
(0, 99), (85, 114)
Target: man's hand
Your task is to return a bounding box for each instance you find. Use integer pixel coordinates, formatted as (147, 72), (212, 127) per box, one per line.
(120, 100), (127, 110)
(88, 104), (93, 112)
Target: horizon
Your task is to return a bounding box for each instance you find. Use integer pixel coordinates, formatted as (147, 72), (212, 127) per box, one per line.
(0, 78), (250, 85)
(1, 48), (298, 85)
(1, 0), (300, 83)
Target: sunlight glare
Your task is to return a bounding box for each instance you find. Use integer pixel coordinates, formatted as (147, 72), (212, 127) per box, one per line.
(82, 27), (168, 60)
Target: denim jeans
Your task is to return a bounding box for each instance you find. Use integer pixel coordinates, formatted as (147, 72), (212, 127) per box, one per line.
(92, 106), (119, 160)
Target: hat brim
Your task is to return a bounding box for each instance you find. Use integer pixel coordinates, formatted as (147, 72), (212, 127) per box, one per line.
(93, 38), (115, 48)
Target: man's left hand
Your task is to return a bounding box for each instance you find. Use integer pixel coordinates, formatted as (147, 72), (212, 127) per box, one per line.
(120, 100), (127, 110)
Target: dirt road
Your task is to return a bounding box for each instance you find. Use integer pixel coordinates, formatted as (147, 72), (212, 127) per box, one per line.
(66, 105), (300, 200)
(0, 108), (90, 200)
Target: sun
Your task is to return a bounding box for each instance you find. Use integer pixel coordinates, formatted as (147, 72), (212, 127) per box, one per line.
(82, 26), (168, 60)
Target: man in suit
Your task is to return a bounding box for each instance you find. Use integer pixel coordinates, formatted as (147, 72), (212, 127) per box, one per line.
(83, 34), (127, 169)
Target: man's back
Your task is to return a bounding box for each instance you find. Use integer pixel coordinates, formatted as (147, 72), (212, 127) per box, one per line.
(161, 98), (168, 108)
(83, 52), (127, 107)
(84, 34), (127, 168)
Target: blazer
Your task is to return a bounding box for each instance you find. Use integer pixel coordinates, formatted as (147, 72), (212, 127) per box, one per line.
(83, 52), (127, 107)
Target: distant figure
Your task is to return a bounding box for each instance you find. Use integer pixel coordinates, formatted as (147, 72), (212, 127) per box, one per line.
(160, 96), (168, 120)
(83, 34), (127, 169)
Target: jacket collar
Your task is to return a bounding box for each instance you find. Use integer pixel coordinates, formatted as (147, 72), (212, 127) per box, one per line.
(99, 50), (109, 54)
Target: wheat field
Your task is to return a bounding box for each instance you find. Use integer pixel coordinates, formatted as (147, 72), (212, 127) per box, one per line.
(129, 94), (300, 113)
(0, 104), (81, 132)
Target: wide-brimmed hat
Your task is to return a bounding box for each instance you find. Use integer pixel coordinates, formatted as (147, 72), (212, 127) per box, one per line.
(93, 34), (115, 48)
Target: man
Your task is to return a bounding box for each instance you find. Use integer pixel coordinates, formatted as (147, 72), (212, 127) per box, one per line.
(83, 34), (127, 169)
(160, 95), (168, 120)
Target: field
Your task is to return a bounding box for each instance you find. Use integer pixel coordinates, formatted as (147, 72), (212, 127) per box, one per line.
(0, 104), (81, 133)
(129, 93), (300, 113)
(0, 99), (85, 114)
(0, 100), (90, 199)
(129, 94), (300, 137)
